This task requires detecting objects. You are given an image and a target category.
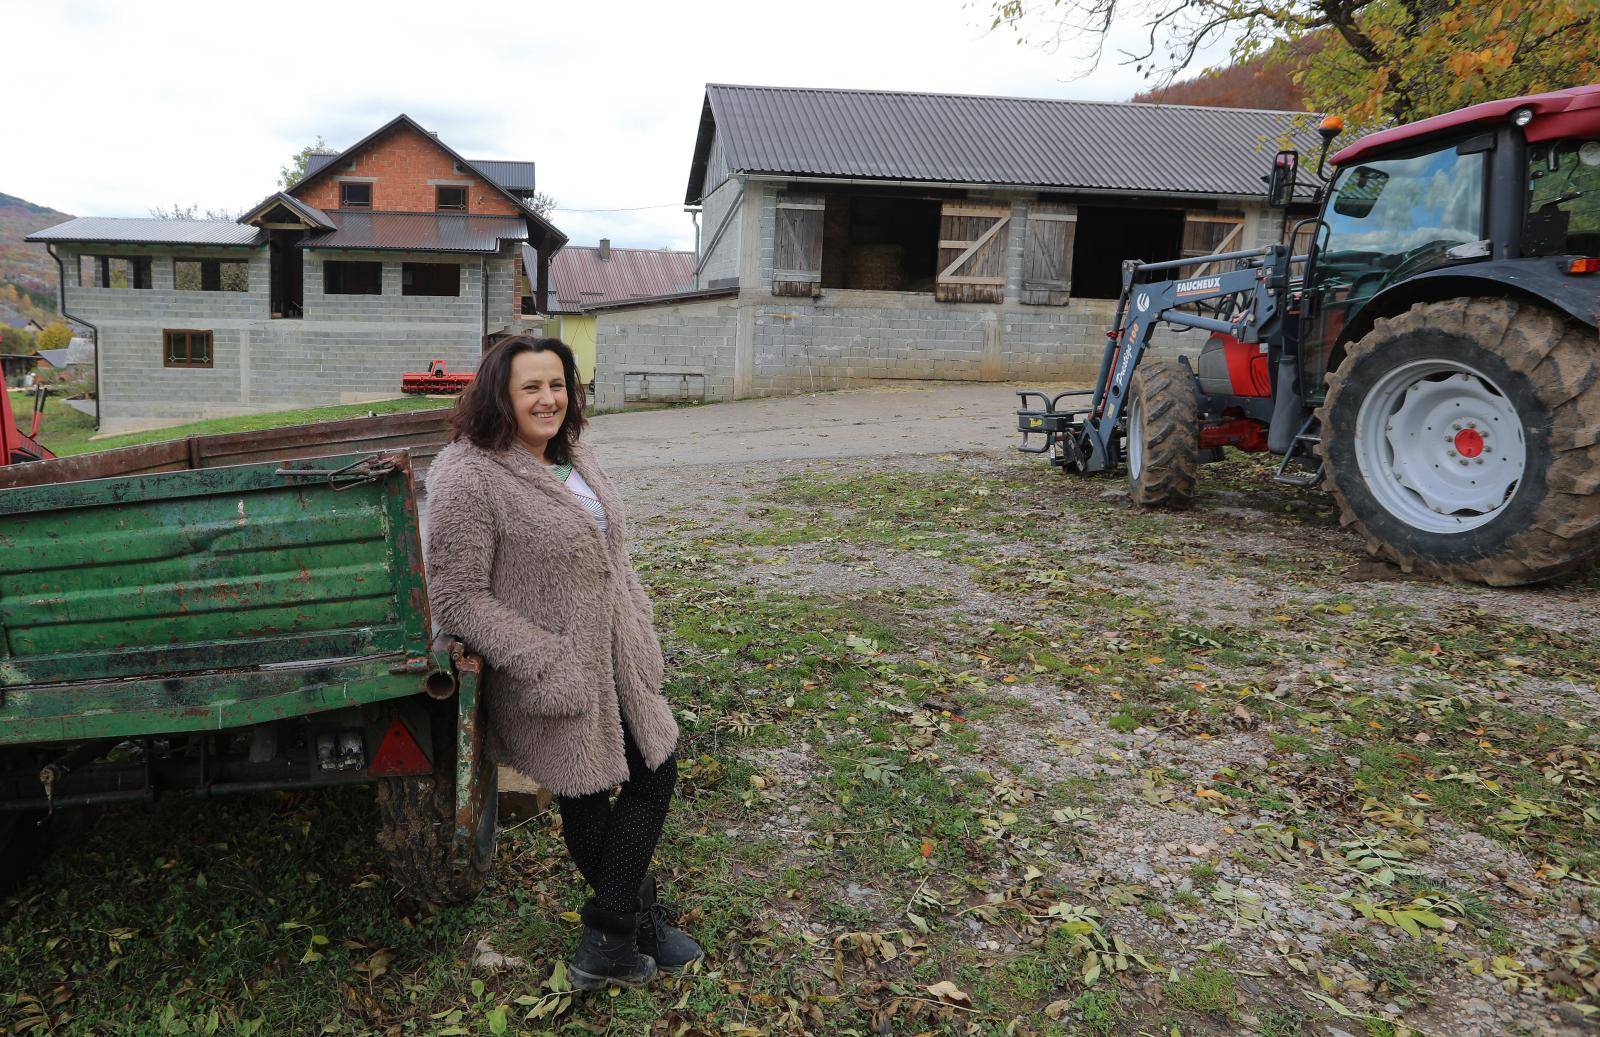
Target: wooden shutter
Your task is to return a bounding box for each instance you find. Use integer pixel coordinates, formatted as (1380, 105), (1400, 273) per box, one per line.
(936, 202), (1010, 303)
(773, 194), (824, 297)
(1180, 213), (1246, 276)
(1020, 203), (1076, 306)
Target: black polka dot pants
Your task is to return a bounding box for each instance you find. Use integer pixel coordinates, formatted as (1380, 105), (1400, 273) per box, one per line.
(557, 722), (678, 916)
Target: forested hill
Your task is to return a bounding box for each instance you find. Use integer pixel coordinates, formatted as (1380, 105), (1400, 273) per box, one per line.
(0, 191), (73, 322)
(1131, 41), (1320, 111)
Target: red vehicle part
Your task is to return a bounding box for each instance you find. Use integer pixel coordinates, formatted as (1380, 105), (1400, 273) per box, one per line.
(1197, 333), (1273, 398)
(1199, 417), (1270, 453)
(401, 359), (475, 396)
(2, 385), (54, 466)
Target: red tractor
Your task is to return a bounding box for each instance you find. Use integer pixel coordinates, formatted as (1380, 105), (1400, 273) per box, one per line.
(1019, 84), (1600, 585)
(401, 359), (475, 396)
(2, 384), (52, 467)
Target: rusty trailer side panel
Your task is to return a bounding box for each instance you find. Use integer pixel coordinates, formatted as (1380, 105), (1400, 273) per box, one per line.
(0, 407), (452, 492)
(0, 453), (434, 740)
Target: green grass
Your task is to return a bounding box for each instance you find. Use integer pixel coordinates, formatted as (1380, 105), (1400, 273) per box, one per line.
(20, 390), (455, 458)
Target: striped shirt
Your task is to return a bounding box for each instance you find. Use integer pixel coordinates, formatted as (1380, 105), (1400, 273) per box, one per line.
(554, 464), (608, 533)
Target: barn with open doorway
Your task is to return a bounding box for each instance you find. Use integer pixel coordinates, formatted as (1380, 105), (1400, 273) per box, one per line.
(592, 84), (1320, 410)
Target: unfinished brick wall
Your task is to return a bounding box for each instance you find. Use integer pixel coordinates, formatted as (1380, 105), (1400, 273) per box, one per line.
(293, 123), (521, 216)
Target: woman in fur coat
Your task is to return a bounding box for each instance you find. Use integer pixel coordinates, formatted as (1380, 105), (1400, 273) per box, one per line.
(424, 335), (701, 989)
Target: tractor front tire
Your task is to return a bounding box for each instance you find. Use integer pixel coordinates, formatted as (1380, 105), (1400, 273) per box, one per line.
(377, 755), (497, 908)
(1126, 359), (1199, 508)
(1319, 298), (1600, 586)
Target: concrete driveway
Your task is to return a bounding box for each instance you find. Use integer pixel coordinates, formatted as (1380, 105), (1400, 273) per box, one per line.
(584, 381), (1072, 470)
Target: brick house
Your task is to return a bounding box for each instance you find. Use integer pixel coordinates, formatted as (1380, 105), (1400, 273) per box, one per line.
(28, 114), (566, 432)
(593, 84), (1317, 409)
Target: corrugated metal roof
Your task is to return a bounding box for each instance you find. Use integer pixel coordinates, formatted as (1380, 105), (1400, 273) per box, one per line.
(26, 217), (263, 247)
(547, 245), (697, 314)
(303, 150), (534, 192)
(305, 152), (340, 178)
(581, 284), (739, 313)
(688, 84), (1321, 203)
(473, 160), (536, 192)
(304, 211), (529, 253)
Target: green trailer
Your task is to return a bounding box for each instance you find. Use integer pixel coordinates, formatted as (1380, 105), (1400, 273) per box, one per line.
(0, 450), (496, 904)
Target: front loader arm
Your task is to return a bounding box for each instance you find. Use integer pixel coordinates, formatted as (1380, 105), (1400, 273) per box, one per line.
(1016, 244), (1291, 474)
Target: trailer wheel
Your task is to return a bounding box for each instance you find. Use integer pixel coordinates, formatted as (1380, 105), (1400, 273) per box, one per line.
(1319, 298), (1600, 586)
(376, 737), (497, 907)
(1126, 359), (1199, 508)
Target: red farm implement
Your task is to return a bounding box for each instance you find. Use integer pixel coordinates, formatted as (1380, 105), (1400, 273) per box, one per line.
(401, 359), (475, 396)
(2, 385), (53, 467)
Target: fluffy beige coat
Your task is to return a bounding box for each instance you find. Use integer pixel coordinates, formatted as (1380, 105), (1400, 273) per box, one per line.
(423, 437), (678, 796)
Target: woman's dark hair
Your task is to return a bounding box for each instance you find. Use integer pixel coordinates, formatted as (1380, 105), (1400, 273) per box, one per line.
(450, 335), (586, 463)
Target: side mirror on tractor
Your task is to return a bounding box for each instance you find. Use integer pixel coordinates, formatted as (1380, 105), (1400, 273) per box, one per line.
(1268, 150), (1299, 208)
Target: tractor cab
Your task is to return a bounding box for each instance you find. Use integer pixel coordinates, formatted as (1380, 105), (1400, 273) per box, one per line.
(1281, 84), (1600, 405)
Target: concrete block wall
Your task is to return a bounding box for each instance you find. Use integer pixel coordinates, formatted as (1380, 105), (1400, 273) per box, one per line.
(594, 181), (1259, 408)
(592, 297), (738, 411)
(58, 243), (516, 432)
(695, 177), (742, 287)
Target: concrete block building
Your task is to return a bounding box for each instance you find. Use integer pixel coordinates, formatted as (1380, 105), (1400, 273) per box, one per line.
(593, 84), (1318, 409)
(28, 115), (566, 433)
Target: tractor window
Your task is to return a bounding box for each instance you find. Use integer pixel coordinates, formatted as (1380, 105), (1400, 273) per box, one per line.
(1525, 140), (1600, 257)
(1300, 145), (1486, 403)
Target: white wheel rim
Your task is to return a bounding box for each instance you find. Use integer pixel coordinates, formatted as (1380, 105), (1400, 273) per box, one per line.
(1354, 359), (1527, 533)
(1127, 394), (1145, 479)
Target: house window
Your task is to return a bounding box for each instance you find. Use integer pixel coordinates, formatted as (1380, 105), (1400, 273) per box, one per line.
(340, 182), (372, 208)
(90, 255), (153, 289)
(435, 186), (468, 211)
(402, 262), (461, 297)
(174, 258), (249, 292)
(163, 329), (214, 368)
(323, 260), (383, 295)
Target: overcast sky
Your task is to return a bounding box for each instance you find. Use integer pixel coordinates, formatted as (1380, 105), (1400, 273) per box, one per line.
(6, 0), (1233, 251)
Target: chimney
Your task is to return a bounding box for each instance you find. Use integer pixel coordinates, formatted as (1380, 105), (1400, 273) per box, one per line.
(597, 238), (611, 262)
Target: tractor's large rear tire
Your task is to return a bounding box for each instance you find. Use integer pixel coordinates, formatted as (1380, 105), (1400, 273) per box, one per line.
(1126, 359), (1199, 508)
(1319, 298), (1600, 586)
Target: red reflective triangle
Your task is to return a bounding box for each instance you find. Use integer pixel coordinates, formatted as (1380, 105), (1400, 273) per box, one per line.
(370, 715), (431, 776)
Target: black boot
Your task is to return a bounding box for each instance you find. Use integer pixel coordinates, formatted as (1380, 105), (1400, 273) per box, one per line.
(569, 901), (657, 991)
(637, 875), (704, 971)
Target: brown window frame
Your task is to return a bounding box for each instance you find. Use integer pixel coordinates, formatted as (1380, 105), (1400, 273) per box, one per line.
(163, 329), (214, 368)
(340, 182), (372, 209)
(401, 261), (462, 297)
(435, 185), (468, 211)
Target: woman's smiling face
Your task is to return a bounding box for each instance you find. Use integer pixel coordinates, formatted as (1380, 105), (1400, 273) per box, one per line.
(508, 348), (568, 457)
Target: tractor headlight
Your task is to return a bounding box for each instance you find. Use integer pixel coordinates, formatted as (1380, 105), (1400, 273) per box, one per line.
(1512, 107), (1535, 127)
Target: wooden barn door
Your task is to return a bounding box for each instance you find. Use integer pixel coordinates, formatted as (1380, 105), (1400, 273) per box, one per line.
(1180, 212), (1246, 276)
(773, 194), (825, 297)
(936, 202), (1010, 303)
(1020, 203), (1076, 305)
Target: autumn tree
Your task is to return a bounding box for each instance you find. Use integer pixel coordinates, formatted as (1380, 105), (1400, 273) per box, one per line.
(279, 136), (331, 189)
(991, 0), (1600, 128)
(35, 321), (71, 351)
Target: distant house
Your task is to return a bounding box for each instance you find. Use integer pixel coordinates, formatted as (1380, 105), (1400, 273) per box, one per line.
(541, 239), (695, 384)
(27, 114), (567, 432)
(35, 339), (95, 379)
(593, 83), (1317, 408)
